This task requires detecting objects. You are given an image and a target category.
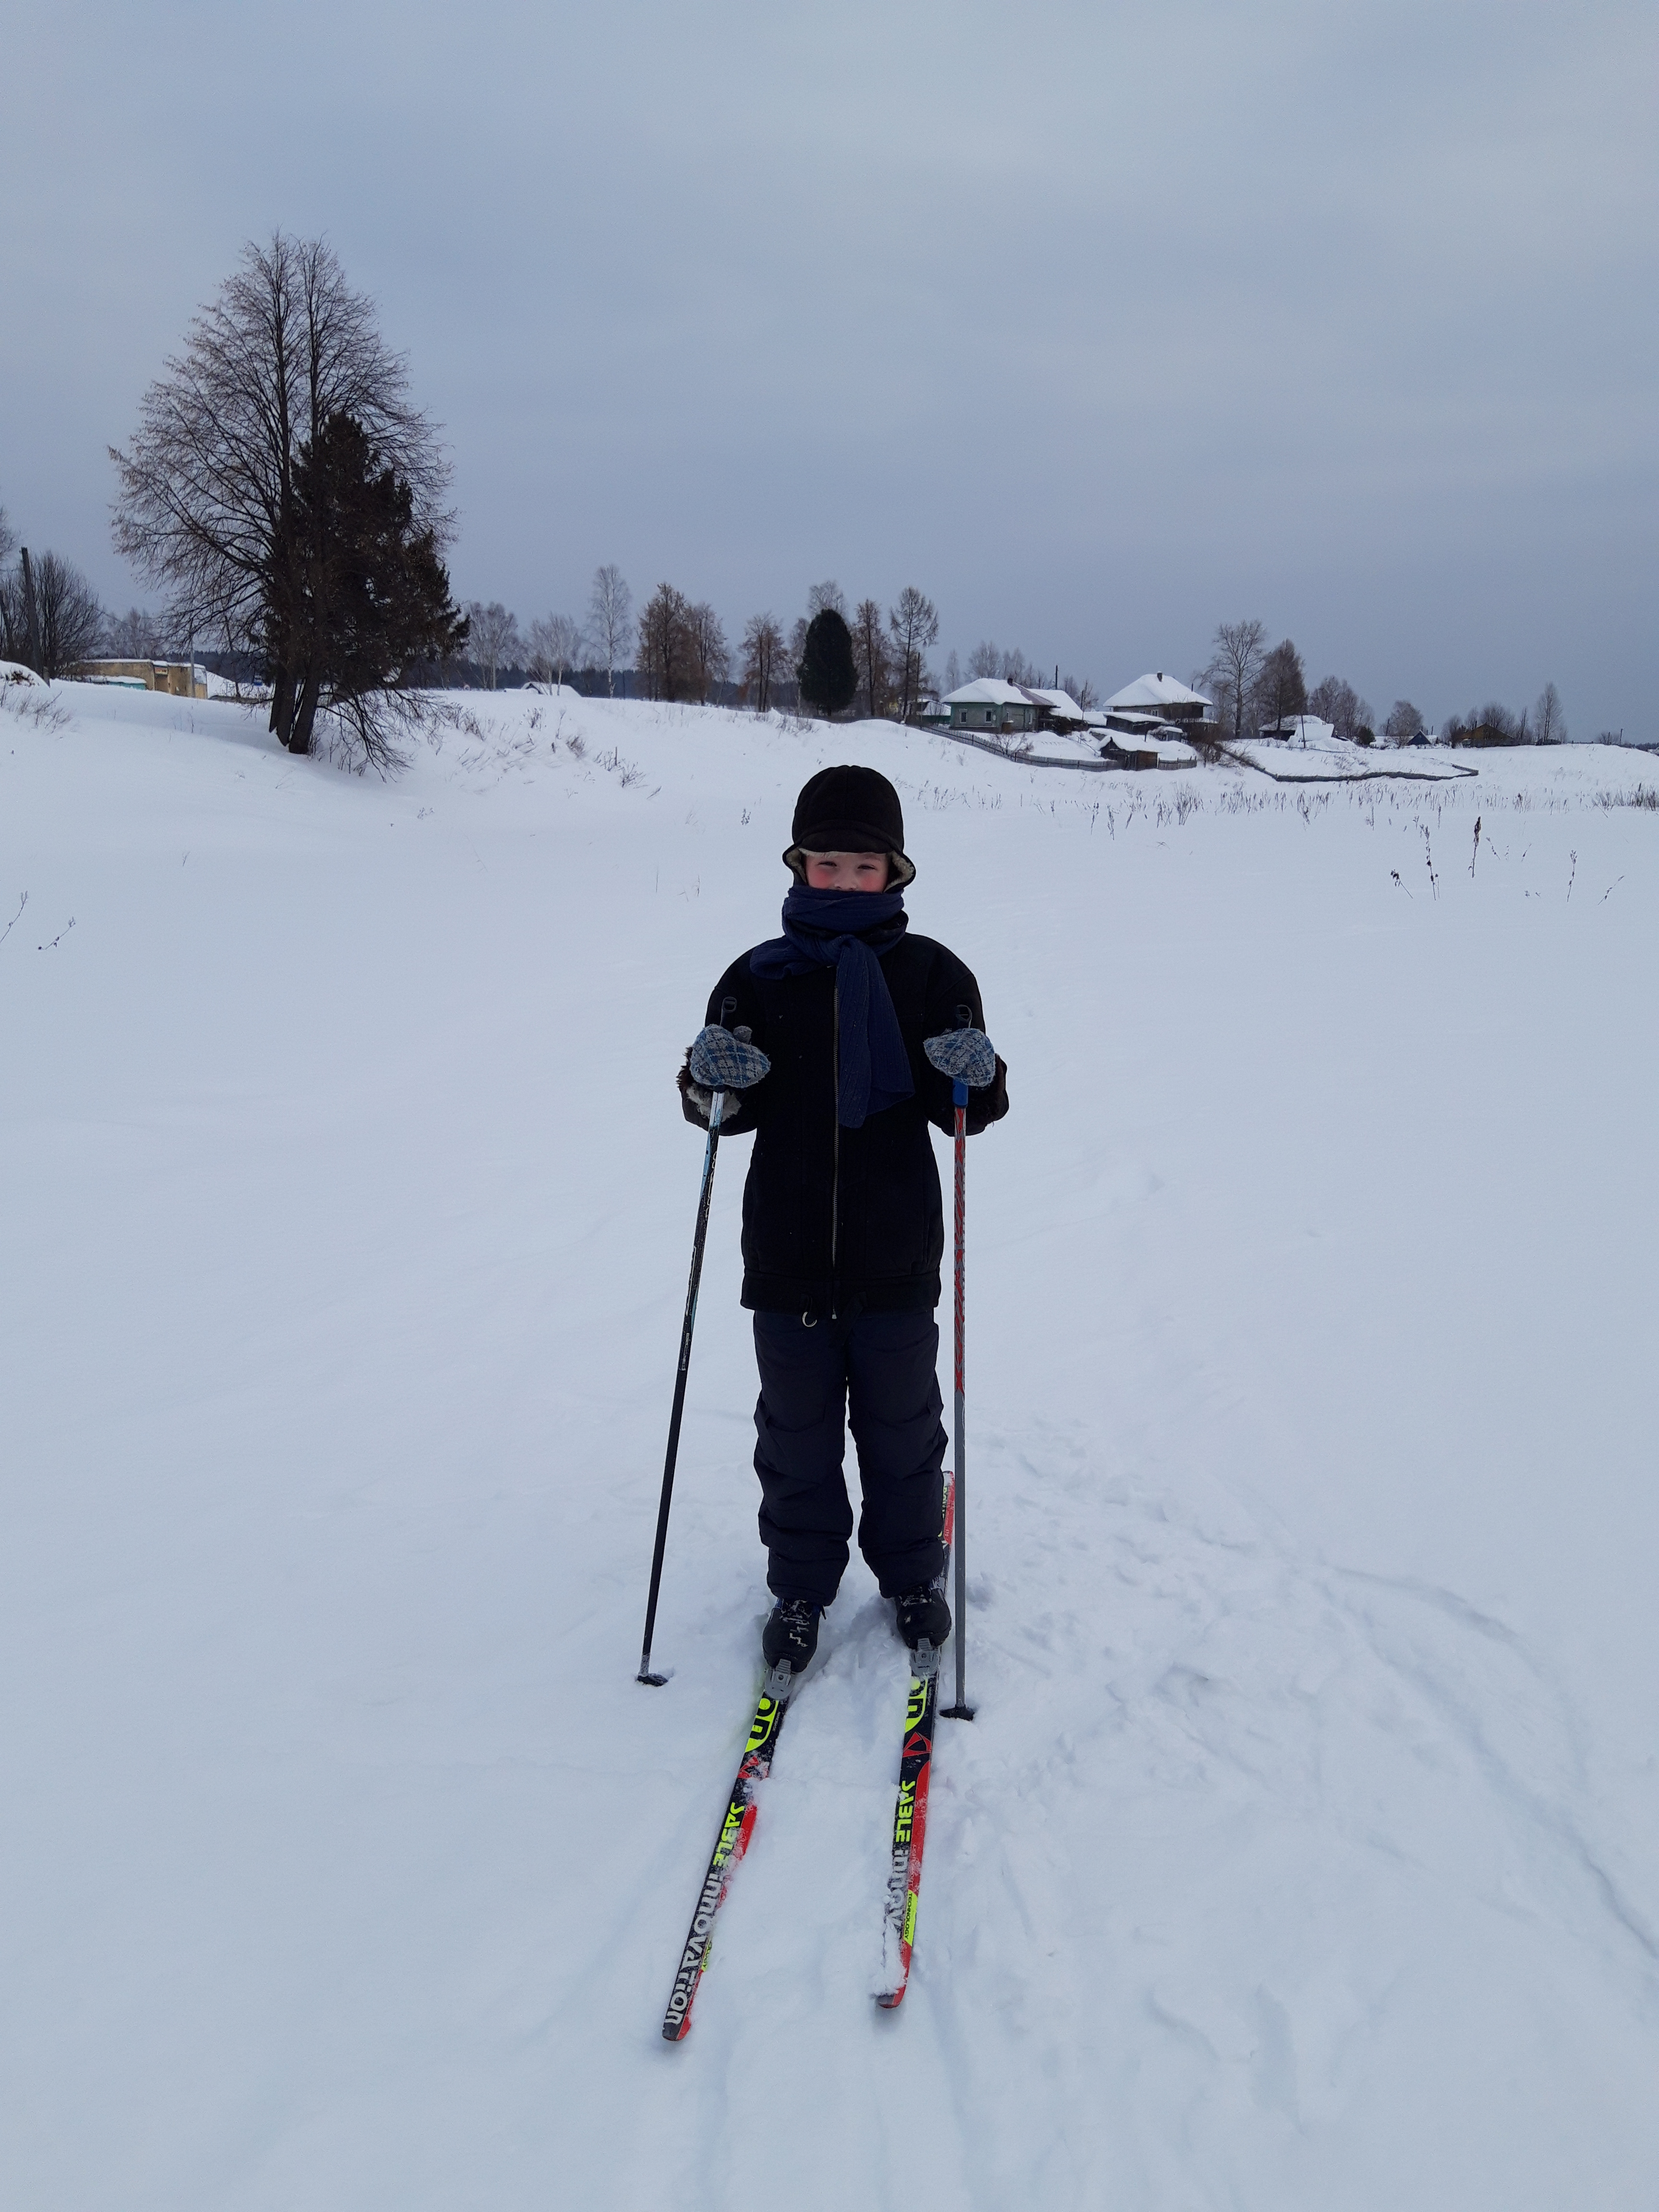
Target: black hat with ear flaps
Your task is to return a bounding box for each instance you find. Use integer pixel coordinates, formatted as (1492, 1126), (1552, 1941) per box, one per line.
(783, 764), (916, 887)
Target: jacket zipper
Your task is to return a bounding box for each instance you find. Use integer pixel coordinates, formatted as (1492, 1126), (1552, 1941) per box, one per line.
(830, 980), (840, 1319)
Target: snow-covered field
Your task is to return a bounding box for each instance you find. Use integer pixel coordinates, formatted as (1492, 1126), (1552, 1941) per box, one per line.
(3, 681), (1657, 2210)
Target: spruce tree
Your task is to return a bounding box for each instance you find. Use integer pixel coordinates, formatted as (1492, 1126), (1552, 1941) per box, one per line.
(270, 410), (466, 762)
(797, 607), (857, 719)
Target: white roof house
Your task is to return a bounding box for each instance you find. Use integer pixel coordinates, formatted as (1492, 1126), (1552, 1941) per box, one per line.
(1103, 672), (1214, 715)
(942, 679), (1092, 736)
(1021, 687), (1087, 723)
(942, 678), (1039, 733)
(1261, 714), (1337, 745)
(1101, 726), (1201, 769)
(945, 677), (1033, 709)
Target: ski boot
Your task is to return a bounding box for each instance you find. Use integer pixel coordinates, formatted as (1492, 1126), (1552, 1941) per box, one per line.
(761, 1596), (821, 1674)
(894, 1584), (950, 1650)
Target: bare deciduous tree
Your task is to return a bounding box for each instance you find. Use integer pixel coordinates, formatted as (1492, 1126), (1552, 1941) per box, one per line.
(586, 564), (632, 695)
(686, 602), (730, 702)
(1533, 681), (1567, 745)
(1060, 671), (1098, 711)
(887, 586), (939, 723)
(852, 598), (891, 719)
(1203, 619), (1268, 743)
(741, 613), (785, 711)
(1383, 699), (1426, 742)
(967, 639), (1040, 685)
(0, 524), (24, 665)
(3, 550), (105, 678)
(109, 233), (458, 761)
(1251, 638), (1306, 732)
(465, 601), (521, 688)
(1308, 674), (1373, 741)
(636, 582), (692, 701)
(102, 605), (170, 660)
(527, 612), (581, 690)
(0, 524), (41, 667)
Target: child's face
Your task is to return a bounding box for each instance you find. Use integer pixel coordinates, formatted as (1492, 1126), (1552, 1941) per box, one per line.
(804, 851), (890, 892)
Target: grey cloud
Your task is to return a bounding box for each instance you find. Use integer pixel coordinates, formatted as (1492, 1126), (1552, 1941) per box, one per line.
(2, 0), (1653, 734)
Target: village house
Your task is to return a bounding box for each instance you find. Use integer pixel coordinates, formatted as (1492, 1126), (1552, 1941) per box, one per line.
(942, 678), (1038, 733)
(72, 660), (208, 698)
(1098, 728), (1201, 770)
(1100, 672), (1213, 735)
(1021, 686), (1090, 733)
(941, 680), (1094, 736)
(939, 668), (1204, 768)
(1259, 714), (1337, 745)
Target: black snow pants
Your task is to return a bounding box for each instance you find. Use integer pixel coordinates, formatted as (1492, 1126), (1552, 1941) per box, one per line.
(752, 1310), (948, 1608)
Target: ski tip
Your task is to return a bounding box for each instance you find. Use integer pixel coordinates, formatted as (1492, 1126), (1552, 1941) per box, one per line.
(638, 1670), (670, 1687)
(874, 1987), (906, 2010)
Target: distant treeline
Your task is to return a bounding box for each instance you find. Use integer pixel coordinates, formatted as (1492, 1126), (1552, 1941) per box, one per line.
(1199, 621), (1574, 749)
(0, 220), (1603, 759)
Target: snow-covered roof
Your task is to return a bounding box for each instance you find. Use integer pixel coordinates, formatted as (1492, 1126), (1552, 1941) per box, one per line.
(944, 680), (1090, 719)
(1262, 715), (1336, 743)
(943, 677), (1032, 707)
(1103, 672), (1213, 711)
(1021, 687), (1086, 720)
(1104, 725), (1199, 757)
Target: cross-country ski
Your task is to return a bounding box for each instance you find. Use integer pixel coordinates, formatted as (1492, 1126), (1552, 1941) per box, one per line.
(661, 1661), (798, 2040)
(874, 1651), (943, 2008)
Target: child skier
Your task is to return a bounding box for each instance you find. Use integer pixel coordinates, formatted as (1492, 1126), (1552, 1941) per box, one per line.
(678, 764), (1008, 1675)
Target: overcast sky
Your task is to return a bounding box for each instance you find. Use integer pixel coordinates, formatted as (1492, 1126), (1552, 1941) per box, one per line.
(4, 0), (1654, 734)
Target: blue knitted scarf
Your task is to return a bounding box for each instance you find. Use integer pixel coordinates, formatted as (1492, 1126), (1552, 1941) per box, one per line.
(749, 888), (915, 1128)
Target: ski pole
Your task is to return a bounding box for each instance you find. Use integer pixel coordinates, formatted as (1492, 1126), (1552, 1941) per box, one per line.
(638, 998), (736, 1684)
(942, 1010), (975, 1722)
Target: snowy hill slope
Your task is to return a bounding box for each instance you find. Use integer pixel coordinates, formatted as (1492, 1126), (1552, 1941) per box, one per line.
(3, 683), (1657, 2209)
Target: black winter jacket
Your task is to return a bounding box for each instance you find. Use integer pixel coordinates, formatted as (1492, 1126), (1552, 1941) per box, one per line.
(682, 927), (1009, 1318)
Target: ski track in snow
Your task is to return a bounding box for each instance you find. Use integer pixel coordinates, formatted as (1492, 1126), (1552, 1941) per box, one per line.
(2, 682), (1657, 2209)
